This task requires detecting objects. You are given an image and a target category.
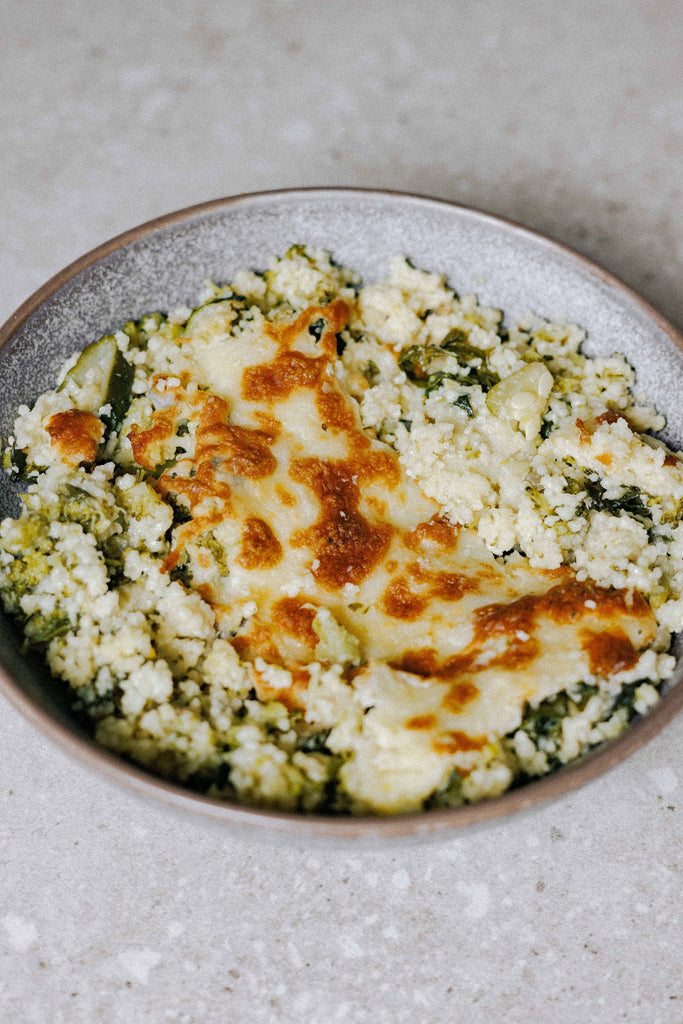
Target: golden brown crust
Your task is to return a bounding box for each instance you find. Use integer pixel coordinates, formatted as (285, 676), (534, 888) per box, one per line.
(46, 409), (103, 466)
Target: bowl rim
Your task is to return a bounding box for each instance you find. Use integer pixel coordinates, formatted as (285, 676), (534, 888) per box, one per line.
(1, 185), (683, 840)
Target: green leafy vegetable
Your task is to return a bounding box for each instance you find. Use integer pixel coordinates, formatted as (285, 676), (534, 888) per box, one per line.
(452, 394), (474, 417)
(297, 729), (333, 754)
(398, 331), (499, 394)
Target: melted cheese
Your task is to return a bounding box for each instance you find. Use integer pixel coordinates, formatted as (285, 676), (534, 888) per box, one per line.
(46, 409), (104, 466)
(127, 300), (657, 813)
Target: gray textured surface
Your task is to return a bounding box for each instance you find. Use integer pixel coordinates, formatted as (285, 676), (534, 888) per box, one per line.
(1, 2), (682, 1022)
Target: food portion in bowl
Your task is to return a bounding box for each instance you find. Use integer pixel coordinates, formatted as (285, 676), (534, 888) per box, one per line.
(1, 246), (681, 814)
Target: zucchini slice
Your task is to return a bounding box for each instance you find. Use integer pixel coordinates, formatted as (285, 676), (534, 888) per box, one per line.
(59, 334), (134, 433)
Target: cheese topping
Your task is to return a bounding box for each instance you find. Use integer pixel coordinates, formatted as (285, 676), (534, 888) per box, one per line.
(46, 409), (104, 466)
(124, 294), (657, 811)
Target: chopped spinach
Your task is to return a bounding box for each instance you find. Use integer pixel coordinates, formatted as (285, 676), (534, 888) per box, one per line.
(568, 682), (599, 709)
(398, 344), (443, 383)
(572, 476), (652, 527)
(164, 493), (193, 528)
(362, 360), (381, 386)
(298, 729), (333, 754)
(440, 327), (470, 351)
(309, 318), (326, 341)
(25, 611), (71, 645)
(398, 331), (499, 394)
(169, 556), (193, 588)
(2, 445), (36, 482)
(611, 680), (647, 717)
(452, 394), (474, 418)
(520, 693), (569, 744)
(424, 371), (451, 397)
(147, 446), (188, 480)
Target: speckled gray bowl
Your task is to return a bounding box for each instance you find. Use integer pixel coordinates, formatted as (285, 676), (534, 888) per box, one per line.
(1, 188), (682, 840)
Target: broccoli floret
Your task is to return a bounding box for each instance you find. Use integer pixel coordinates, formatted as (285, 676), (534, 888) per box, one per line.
(60, 484), (116, 543)
(24, 611), (71, 645)
(0, 547), (51, 614)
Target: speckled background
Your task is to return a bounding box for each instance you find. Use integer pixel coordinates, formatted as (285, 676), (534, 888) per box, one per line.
(1, 2), (682, 1022)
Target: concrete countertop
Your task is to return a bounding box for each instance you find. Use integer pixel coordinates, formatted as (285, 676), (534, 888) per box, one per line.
(1, 3), (681, 1022)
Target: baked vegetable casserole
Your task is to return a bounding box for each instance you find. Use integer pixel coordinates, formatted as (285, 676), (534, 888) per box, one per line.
(2, 247), (681, 814)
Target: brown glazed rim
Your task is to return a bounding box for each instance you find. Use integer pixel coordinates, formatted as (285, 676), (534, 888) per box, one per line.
(1, 187), (683, 841)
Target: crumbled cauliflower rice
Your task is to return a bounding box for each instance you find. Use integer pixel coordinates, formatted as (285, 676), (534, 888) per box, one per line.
(1, 246), (681, 815)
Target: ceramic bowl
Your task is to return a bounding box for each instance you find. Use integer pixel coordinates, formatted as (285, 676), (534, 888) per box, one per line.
(1, 188), (682, 839)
